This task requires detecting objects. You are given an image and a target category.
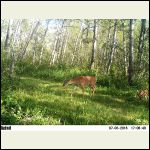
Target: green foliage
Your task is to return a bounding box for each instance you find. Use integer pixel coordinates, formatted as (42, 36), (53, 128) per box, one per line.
(132, 76), (149, 90)
(15, 61), (97, 82)
(96, 74), (128, 89)
(1, 64), (149, 125)
(1, 93), (21, 124)
(1, 19), (149, 125)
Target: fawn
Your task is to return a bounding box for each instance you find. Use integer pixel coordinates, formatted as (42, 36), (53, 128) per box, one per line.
(137, 89), (149, 100)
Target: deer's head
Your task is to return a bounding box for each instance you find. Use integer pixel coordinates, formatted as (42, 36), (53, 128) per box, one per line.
(63, 79), (70, 86)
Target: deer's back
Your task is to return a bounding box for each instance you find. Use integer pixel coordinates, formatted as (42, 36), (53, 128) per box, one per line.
(72, 76), (96, 86)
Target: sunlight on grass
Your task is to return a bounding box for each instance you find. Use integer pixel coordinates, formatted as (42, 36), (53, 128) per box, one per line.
(2, 75), (148, 125)
(38, 83), (50, 88)
(114, 98), (125, 103)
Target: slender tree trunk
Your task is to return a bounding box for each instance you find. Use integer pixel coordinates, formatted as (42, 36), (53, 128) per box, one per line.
(89, 19), (98, 70)
(62, 32), (70, 62)
(106, 19), (117, 73)
(50, 34), (60, 65)
(60, 22), (70, 64)
(71, 22), (83, 65)
(10, 46), (15, 78)
(39, 47), (44, 65)
(32, 37), (38, 65)
(19, 21), (40, 60)
(39, 20), (50, 64)
(9, 20), (20, 88)
(85, 24), (89, 49)
(33, 49), (36, 64)
(58, 22), (69, 63)
(128, 19), (134, 85)
(137, 19), (146, 67)
(50, 20), (65, 66)
(122, 20), (128, 76)
(72, 22), (83, 64)
(77, 32), (83, 65)
(102, 21), (111, 69)
(5, 20), (10, 52)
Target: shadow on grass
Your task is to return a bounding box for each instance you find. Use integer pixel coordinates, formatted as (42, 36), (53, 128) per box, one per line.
(18, 95), (138, 125)
(19, 76), (149, 104)
(46, 84), (149, 111)
(19, 76), (149, 110)
(18, 96), (91, 125)
(10, 75), (148, 125)
(95, 88), (149, 108)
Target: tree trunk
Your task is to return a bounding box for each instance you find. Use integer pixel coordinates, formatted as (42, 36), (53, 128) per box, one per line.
(50, 36), (59, 65)
(77, 32), (83, 65)
(4, 20), (10, 52)
(32, 37), (38, 65)
(60, 22), (70, 64)
(71, 21), (83, 65)
(89, 19), (98, 70)
(9, 20), (20, 87)
(10, 46), (15, 78)
(39, 20), (50, 65)
(122, 20), (128, 76)
(58, 21), (69, 63)
(102, 21), (111, 69)
(20, 21), (40, 60)
(137, 19), (146, 67)
(50, 20), (65, 66)
(128, 19), (134, 85)
(106, 19), (117, 73)
(62, 32), (70, 63)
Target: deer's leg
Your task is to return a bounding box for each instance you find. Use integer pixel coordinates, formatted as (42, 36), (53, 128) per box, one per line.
(92, 86), (95, 96)
(90, 85), (95, 96)
(80, 86), (85, 97)
(89, 86), (92, 97)
(71, 86), (77, 97)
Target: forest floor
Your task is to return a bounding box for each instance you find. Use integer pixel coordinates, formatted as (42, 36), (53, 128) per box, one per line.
(2, 75), (148, 125)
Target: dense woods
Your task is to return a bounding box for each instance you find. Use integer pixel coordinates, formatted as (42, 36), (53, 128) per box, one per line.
(1, 19), (149, 125)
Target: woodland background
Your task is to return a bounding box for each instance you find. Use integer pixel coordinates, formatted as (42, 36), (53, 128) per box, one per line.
(1, 19), (149, 125)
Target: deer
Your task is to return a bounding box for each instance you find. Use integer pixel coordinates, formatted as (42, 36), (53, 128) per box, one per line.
(63, 76), (96, 97)
(137, 89), (149, 100)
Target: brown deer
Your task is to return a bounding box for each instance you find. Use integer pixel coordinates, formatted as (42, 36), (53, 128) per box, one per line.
(137, 89), (149, 100)
(63, 76), (96, 96)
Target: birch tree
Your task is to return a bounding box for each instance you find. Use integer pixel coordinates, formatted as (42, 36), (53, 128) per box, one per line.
(89, 19), (98, 70)
(4, 20), (10, 52)
(128, 19), (134, 85)
(101, 20), (112, 69)
(59, 20), (71, 64)
(39, 20), (50, 64)
(50, 20), (65, 65)
(122, 20), (128, 76)
(19, 20), (40, 60)
(137, 19), (146, 67)
(71, 20), (83, 65)
(106, 19), (117, 73)
(9, 20), (20, 80)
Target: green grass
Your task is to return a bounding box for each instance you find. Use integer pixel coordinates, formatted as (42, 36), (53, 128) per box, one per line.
(1, 72), (149, 125)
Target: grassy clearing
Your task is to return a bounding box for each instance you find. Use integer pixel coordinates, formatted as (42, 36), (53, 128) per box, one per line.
(1, 70), (149, 125)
